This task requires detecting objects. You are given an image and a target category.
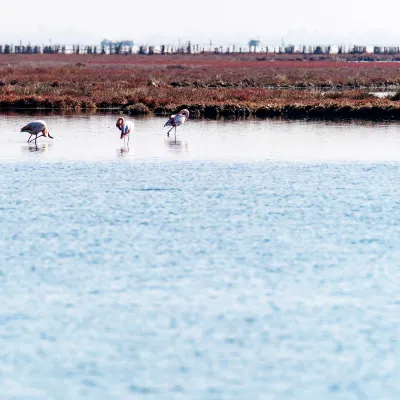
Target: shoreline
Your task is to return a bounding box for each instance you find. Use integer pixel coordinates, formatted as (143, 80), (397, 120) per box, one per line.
(1, 98), (400, 121)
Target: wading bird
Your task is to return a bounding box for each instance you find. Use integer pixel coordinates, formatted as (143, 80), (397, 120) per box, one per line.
(116, 117), (134, 146)
(164, 109), (189, 139)
(20, 120), (54, 145)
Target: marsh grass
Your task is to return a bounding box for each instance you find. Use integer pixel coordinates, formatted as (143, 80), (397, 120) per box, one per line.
(0, 54), (399, 118)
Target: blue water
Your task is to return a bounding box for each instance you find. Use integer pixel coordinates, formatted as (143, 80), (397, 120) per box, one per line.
(1, 158), (400, 399)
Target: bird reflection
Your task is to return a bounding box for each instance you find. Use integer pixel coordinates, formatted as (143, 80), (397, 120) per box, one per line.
(117, 144), (131, 158)
(164, 138), (189, 153)
(22, 143), (52, 153)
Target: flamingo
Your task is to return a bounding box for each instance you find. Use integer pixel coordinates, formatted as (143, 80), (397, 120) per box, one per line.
(164, 109), (189, 139)
(116, 117), (134, 146)
(20, 120), (54, 145)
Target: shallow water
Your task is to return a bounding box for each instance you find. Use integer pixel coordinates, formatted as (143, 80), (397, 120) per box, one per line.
(1, 114), (400, 399)
(370, 91), (396, 99)
(0, 113), (400, 162)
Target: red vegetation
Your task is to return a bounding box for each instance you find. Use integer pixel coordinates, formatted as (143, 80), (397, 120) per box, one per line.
(0, 54), (399, 119)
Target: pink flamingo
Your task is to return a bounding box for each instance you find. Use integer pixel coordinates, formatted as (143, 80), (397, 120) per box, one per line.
(116, 117), (134, 146)
(20, 120), (54, 145)
(164, 109), (189, 139)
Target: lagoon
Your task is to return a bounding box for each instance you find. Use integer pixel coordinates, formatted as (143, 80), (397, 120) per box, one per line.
(1, 114), (400, 399)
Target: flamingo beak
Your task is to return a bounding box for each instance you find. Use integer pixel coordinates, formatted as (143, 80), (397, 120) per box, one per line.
(48, 133), (54, 139)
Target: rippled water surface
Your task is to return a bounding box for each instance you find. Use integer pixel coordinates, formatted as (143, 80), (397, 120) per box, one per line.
(1, 114), (400, 399)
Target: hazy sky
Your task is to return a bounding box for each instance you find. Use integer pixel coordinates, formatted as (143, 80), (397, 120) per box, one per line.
(2, 0), (399, 45)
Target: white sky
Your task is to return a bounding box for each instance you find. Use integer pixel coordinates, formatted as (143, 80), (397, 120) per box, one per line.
(2, 0), (399, 45)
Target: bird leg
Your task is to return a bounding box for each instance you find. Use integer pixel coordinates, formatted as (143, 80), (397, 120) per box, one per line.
(29, 134), (43, 143)
(167, 126), (174, 137)
(27, 134), (32, 142)
(34, 134), (43, 146)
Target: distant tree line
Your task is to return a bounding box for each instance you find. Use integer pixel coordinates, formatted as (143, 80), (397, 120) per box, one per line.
(373, 46), (400, 54)
(0, 42), (399, 55)
(0, 44), (66, 54)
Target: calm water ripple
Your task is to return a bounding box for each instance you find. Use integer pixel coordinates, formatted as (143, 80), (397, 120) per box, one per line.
(1, 114), (400, 399)
(1, 159), (400, 399)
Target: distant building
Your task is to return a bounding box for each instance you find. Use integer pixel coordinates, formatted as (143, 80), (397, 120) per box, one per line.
(248, 39), (260, 52)
(101, 39), (134, 47)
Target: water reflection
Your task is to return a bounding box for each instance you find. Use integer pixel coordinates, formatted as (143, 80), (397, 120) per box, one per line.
(164, 139), (188, 153)
(1, 114), (399, 163)
(117, 145), (132, 158)
(21, 143), (52, 154)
